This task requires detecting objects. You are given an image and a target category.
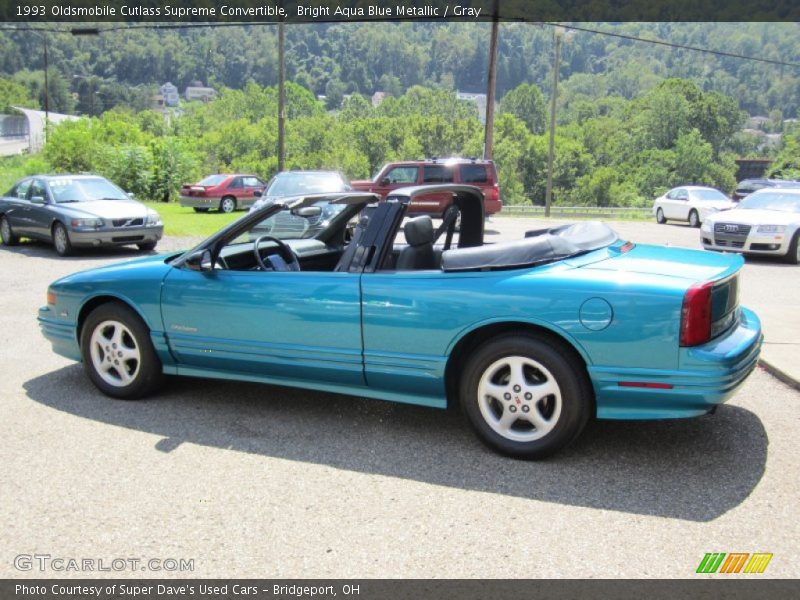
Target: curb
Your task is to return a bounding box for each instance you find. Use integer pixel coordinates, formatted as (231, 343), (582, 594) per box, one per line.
(758, 358), (800, 392)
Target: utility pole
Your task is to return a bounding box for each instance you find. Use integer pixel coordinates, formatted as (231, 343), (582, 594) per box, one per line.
(544, 27), (563, 217)
(483, 2), (499, 159)
(42, 33), (50, 140)
(277, 21), (286, 172)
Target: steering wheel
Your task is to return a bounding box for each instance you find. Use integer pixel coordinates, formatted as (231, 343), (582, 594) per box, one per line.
(253, 235), (300, 271)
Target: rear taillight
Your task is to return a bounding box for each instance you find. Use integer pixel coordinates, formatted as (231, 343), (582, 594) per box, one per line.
(680, 281), (713, 347)
(491, 184), (499, 203)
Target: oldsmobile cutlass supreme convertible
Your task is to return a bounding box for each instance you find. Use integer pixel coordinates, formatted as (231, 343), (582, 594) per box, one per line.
(39, 185), (762, 458)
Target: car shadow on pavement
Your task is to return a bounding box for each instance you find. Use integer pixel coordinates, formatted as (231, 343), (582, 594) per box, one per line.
(25, 365), (768, 522)
(0, 240), (149, 260)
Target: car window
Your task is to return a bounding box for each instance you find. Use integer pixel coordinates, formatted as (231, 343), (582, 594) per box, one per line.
(423, 165), (455, 183)
(384, 166), (418, 184)
(13, 179), (31, 199)
(242, 177), (259, 187)
(739, 192), (800, 213)
(228, 177), (243, 189)
(29, 180), (48, 202)
(48, 177), (128, 202)
(230, 201), (348, 245)
(692, 189), (728, 201)
(197, 174), (227, 186)
(676, 189), (688, 200)
(460, 164), (488, 183)
(666, 189), (677, 199)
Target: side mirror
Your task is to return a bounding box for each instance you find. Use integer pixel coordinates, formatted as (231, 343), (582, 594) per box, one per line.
(30, 195), (46, 204)
(184, 249), (213, 272)
(292, 206), (322, 217)
(380, 178), (390, 186)
(254, 190), (263, 197)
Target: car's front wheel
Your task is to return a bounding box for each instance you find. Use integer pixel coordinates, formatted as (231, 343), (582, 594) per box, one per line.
(52, 222), (73, 256)
(0, 215), (19, 245)
(459, 333), (592, 459)
(655, 208), (666, 224)
(688, 209), (700, 228)
(219, 196), (237, 213)
(80, 302), (164, 399)
(785, 231), (800, 265)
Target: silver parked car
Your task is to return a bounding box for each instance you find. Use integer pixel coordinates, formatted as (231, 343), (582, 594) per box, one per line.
(701, 187), (800, 264)
(653, 185), (735, 227)
(0, 175), (163, 256)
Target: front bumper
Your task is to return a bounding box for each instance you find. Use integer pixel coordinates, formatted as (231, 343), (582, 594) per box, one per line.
(701, 227), (791, 256)
(591, 307), (762, 419)
(38, 307), (81, 361)
(69, 225), (163, 248)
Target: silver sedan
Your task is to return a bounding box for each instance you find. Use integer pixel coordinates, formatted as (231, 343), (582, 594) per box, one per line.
(0, 175), (163, 256)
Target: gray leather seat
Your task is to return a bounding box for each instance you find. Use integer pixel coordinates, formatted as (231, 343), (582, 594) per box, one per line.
(397, 216), (436, 270)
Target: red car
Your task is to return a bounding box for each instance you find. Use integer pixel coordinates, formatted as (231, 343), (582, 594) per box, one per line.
(179, 174), (267, 213)
(351, 158), (502, 217)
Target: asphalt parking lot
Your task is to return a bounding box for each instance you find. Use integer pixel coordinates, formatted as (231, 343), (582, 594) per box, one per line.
(1, 218), (798, 579)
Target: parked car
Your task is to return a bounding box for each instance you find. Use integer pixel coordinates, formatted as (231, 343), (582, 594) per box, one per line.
(351, 158), (502, 217)
(179, 174), (267, 213)
(701, 187), (800, 264)
(732, 178), (800, 202)
(39, 184), (761, 459)
(0, 175), (162, 256)
(247, 170), (351, 238)
(653, 186), (735, 227)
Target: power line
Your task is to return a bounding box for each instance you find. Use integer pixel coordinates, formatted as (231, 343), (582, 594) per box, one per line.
(0, 21), (798, 69)
(543, 22), (800, 69)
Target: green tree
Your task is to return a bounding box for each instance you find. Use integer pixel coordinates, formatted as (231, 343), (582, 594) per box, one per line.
(499, 83), (546, 134)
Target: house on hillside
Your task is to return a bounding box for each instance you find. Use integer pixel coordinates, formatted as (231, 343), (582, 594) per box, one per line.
(0, 107), (79, 156)
(457, 91), (489, 124)
(185, 81), (217, 102)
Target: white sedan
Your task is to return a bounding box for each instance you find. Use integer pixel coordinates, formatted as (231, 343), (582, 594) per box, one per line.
(701, 188), (800, 264)
(653, 186), (735, 227)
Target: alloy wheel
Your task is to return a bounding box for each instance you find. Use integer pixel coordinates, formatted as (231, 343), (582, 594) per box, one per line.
(89, 320), (141, 387)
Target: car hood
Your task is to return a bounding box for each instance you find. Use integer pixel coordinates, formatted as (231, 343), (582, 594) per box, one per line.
(700, 201), (736, 210)
(705, 208), (800, 226)
(570, 243), (742, 283)
(58, 199), (150, 219)
(52, 253), (177, 287)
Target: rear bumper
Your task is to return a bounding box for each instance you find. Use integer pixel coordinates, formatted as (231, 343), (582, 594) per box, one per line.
(179, 195), (220, 208)
(591, 307), (762, 419)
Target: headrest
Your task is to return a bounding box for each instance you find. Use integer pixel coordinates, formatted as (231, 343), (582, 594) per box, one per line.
(404, 216), (434, 247)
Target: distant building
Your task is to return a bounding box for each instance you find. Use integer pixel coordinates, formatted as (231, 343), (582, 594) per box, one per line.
(159, 82), (180, 107)
(457, 91), (489, 124)
(185, 82), (217, 102)
(745, 115), (770, 129)
(371, 91), (388, 107)
(0, 107), (80, 156)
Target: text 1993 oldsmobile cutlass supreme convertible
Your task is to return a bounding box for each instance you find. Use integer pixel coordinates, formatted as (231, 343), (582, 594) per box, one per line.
(39, 185), (762, 458)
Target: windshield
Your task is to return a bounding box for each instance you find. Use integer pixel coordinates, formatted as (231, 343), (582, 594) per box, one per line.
(738, 192), (800, 213)
(197, 174), (228, 187)
(232, 201), (347, 243)
(266, 173), (348, 197)
(693, 189), (729, 201)
(48, 177), (128, 203)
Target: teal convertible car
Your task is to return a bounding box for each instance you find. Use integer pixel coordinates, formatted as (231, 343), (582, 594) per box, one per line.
(39, 185), (762, 458)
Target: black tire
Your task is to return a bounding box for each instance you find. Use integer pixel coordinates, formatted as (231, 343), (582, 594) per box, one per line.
(688, 209), (700, 228)
(0, 215), (19, 245)
(219, 196), (237, 213)
(137, 241), (157, 252)
(80, 302), (164, 400)
(655, 208), (666, 224)
(52, 222), (73, 256)
(459, 333), (592, 459)
(784, 231), (800, 265)
(193, 207), (210, 213)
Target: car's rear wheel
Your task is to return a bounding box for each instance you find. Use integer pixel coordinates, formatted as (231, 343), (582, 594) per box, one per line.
(459, 333), (592, 459)
(0, 215), (19, 245)
(219, 196), (237, 213)
(785, 231), (800, 265)
(80, 302), (163, 399)
(655, 208), (666, 224)
(137, 241), (157, 252)
(688, 209), (700, 228)
(52, 222), (73, 256)
(193, 207), (209, 213)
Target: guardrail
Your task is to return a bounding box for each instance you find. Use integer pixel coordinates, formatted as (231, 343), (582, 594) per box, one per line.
(498, 205), (652, 219)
